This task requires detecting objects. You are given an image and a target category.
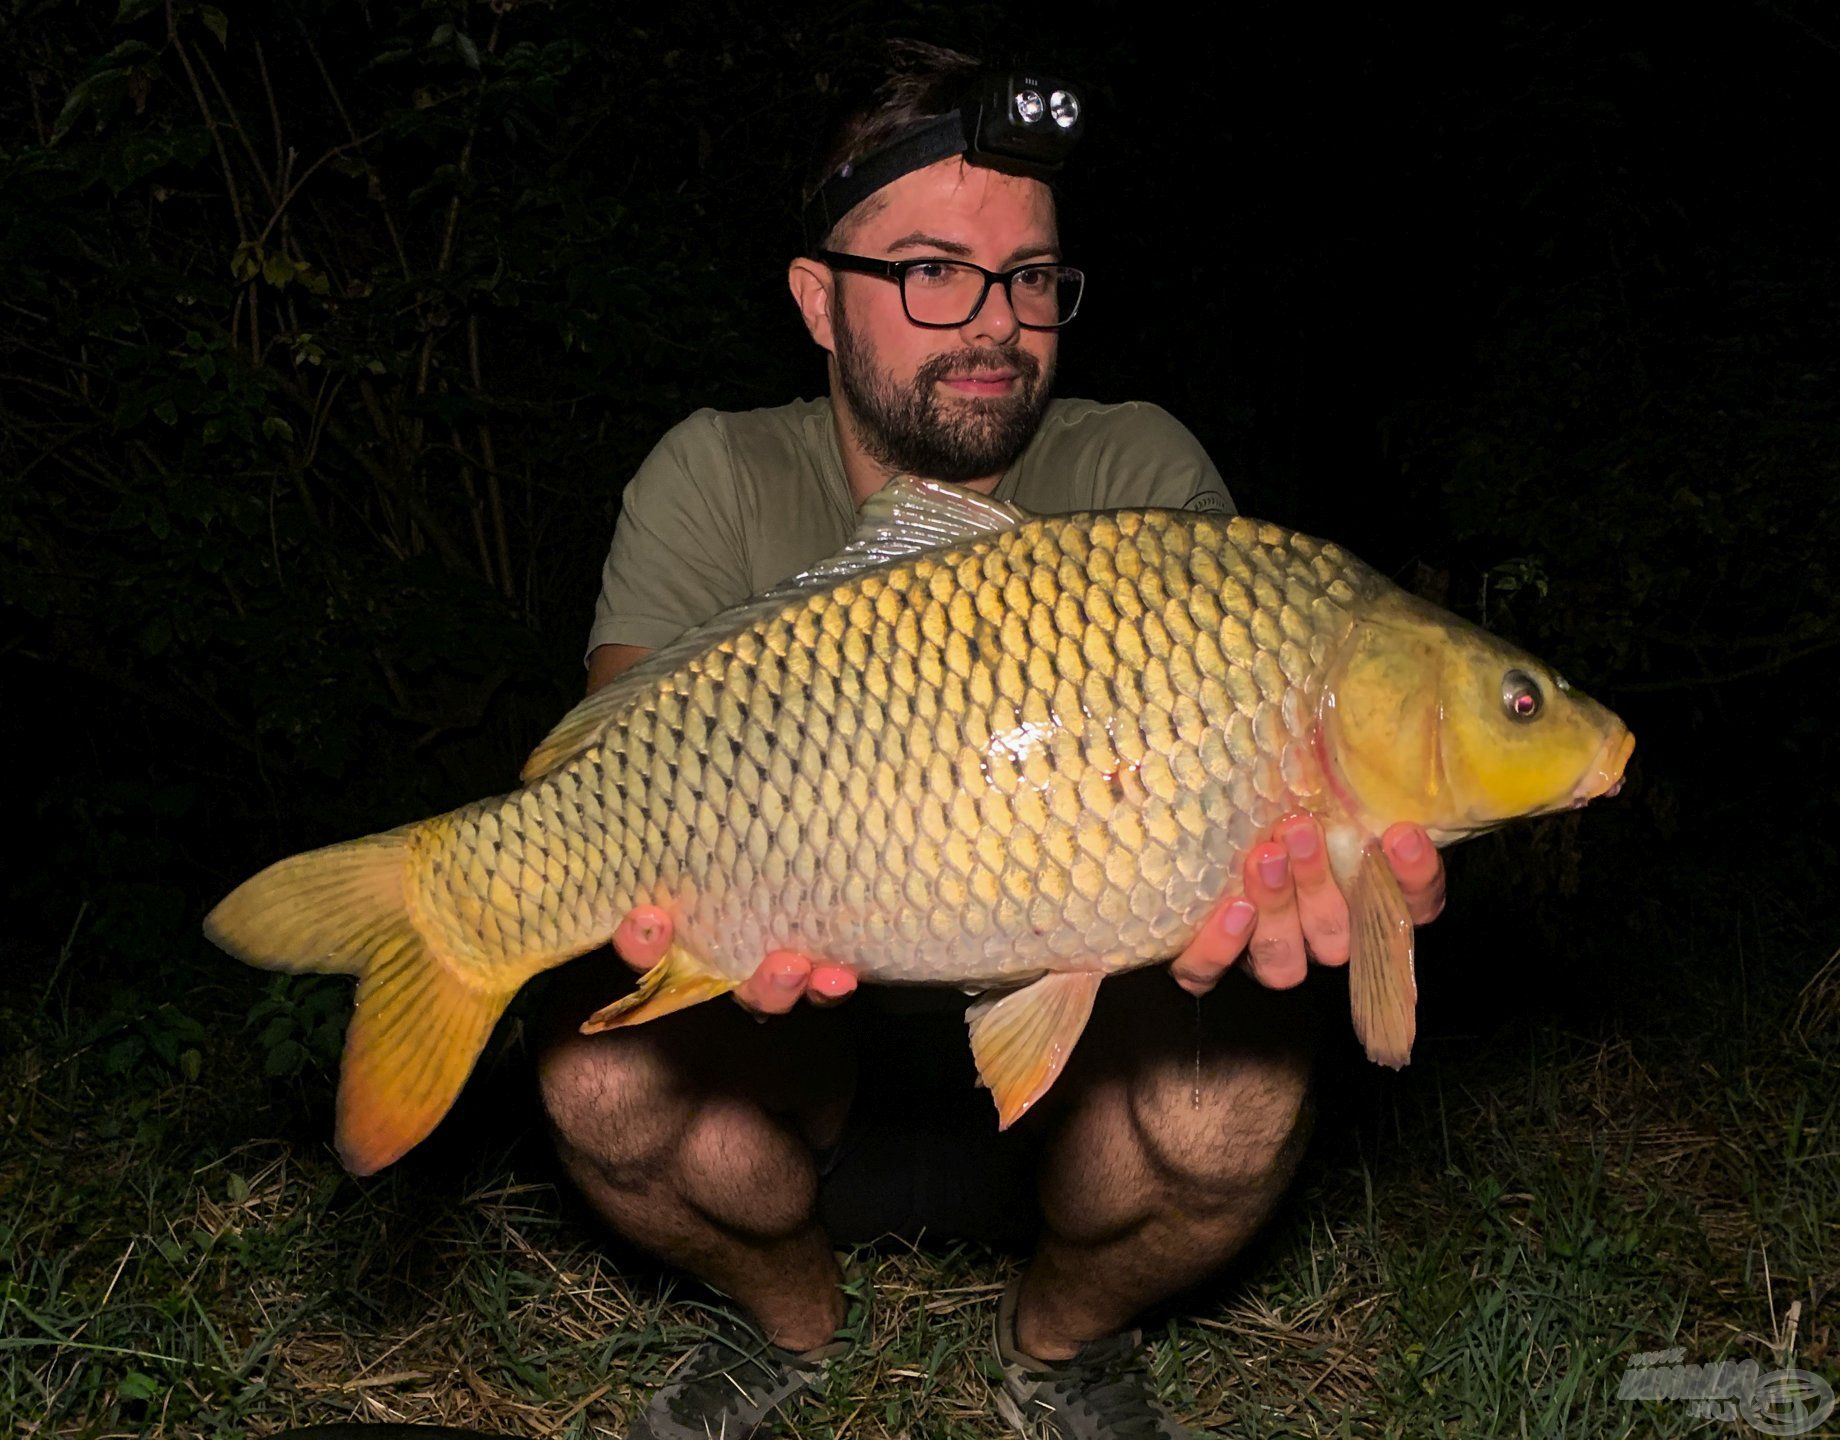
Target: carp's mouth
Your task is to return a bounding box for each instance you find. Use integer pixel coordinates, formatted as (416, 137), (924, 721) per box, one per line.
(1569, 725), (1635, 807)
(1424, 723), (1636, 844)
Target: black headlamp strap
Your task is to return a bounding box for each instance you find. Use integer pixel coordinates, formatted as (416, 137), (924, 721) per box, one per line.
(801, 70), (1084, 250)
(803, 111), (968, 246)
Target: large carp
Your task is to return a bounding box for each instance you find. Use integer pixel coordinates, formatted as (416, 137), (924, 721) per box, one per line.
(207, 480), (1633, 1174)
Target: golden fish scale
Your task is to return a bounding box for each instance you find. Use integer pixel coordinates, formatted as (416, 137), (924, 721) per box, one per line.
(416, 513), (1368, 988)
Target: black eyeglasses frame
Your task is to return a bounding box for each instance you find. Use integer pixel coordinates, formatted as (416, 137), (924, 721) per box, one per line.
(811, 249), (1085, 331)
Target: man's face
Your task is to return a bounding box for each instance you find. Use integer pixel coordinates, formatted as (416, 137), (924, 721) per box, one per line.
(825, 158), (1061, 484)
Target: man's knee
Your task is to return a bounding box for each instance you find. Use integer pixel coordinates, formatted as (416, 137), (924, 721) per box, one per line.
(1127, 1047), (1313, 1202)
(677, 1094), (821, 1239)
(536, 1025), (687, 1185)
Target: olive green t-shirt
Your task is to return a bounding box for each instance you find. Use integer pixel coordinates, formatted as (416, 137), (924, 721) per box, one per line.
(587, 396), (1233, 658)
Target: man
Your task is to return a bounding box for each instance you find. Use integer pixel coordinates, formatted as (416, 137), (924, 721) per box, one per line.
(537, 45), (1444, 1440)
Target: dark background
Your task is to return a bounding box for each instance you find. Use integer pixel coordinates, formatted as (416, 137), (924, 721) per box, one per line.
(3, 0), (1835, 1089)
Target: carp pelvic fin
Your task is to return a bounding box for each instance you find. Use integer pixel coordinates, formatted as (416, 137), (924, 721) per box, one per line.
(966, 971), (1104, 1129)
(580, 944), (736, 1032)
(1347, 842), (1418, 1068)
(203, 829), (517, 1175)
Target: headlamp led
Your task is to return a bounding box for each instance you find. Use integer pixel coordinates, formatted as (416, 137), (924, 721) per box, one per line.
(803, 69), (1087, 247)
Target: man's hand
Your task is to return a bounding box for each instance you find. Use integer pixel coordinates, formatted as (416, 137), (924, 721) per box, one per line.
(1169, 817), (1446, 996)
(609, 815), (1443, 1013)
(611, 906), (858, 1015)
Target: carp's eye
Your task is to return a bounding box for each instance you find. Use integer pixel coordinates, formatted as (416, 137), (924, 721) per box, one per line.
(1502, 669), (1543, 722)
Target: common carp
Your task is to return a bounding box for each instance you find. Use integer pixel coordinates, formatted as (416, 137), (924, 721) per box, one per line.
(206, 479), (1633, 1174)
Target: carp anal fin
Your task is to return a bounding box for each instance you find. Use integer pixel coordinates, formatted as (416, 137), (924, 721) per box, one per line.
(966, 970), (1104, 1129)
(580, 943), (737, 1032)
(1347, 842), (1418, 1068)
(203, 830), (519, 1176)
(521, 478), (1030, 782)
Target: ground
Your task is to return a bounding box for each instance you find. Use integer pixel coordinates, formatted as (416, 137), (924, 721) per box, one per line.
(3, 900), (1834, 1439)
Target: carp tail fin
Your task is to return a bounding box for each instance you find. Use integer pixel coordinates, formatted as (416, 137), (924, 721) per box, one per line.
(204, 829), (517, 1176)
(204, 829), (416, 976)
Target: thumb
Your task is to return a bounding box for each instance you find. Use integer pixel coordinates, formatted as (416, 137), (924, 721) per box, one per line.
(612, 905), (674, 971)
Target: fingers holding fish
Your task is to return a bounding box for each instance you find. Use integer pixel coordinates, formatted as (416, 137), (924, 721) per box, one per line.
(613, 907), (858, 1015)
(1381, 823), (1446, 924)
(1169, 898), (1257, 996)
(1241, 842), (1310, 989)
(807, 964), (859, 1006)
(612, 904), (675, 971)
(1278, 816), (1351, 968)
(735, 950), (814, 1014)
(733, 952), (860, 1014)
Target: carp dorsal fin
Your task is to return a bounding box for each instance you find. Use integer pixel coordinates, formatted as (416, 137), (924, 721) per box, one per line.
(520, 478), (1030, 782)
(843, 474), (1030, 558)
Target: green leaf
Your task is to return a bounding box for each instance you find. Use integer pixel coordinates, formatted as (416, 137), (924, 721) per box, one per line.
(52, 75), (111, 143)
(261, 251), (295, 288)
(262, 415), (295, 443)
(230, 244), (261, 282)
(115, 0), (161, 24)
(117, 1372), (159, 1402)
(200, 5), (227, 46)
(455, 31), (481, 70)
(153, 399), (178, 426)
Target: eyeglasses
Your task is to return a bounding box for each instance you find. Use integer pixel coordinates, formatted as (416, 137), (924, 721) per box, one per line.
(813, 250), (1085, 330)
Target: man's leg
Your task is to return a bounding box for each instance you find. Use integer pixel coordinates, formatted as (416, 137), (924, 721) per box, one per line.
(1017, 968), (1316, 1360)
(534, 953), (856, 1351)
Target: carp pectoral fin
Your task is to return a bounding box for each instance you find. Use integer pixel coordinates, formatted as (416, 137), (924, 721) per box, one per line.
(202, 828), (517, 1176)
(580, 944), (736, 1032)
(1348, 842), (1418, 1068)
(966, 971), (1104, 1130)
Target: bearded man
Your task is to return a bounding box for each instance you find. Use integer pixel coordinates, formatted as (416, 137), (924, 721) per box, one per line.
(537, 44), (1444, 1440)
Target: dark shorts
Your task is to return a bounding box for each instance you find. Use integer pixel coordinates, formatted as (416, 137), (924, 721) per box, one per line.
(812, 995), (1045, 1249)
(537, 957), (1319, 1253)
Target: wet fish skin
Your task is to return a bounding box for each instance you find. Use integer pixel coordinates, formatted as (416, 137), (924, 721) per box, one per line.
(205, 481), (1631, 1172)
(424, 507), (1359, 991)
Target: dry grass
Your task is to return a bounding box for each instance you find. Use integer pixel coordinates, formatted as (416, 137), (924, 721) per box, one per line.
(4, 918), (1836, 1439)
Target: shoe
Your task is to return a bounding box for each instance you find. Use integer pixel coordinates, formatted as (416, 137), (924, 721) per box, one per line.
(993, 1279), (1202, 1439)
(622, 1267), (871, 1440)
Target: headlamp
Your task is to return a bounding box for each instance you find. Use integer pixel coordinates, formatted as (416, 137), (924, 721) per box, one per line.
(803, 69), (1087, 248)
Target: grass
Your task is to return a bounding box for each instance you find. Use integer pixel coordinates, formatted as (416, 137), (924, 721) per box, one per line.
(3, 891), (1835, 1439)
